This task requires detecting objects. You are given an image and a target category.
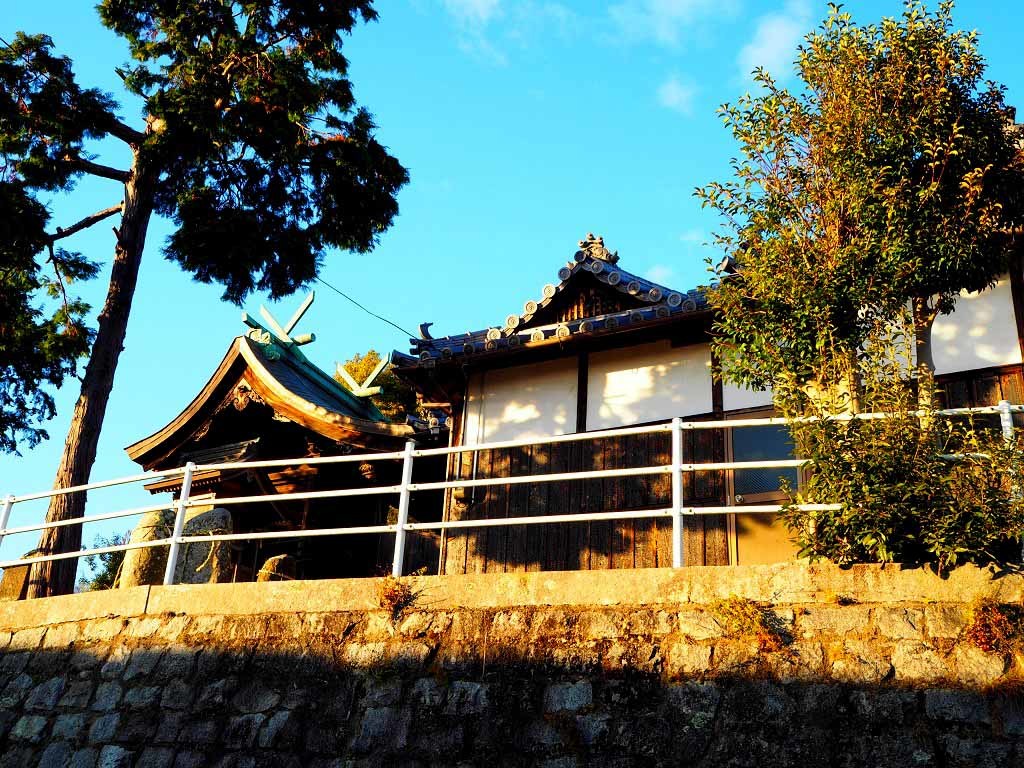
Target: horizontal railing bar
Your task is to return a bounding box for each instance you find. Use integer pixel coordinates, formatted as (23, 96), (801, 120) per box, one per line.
(413, 422), (672, 457)
(411, 465), (671, 492)
(196, 451), (406, 473)
(0, 538), (168, 570)
(681, 459), (806, 471)
(189, 485), (402, 508)
(12, 469), (186, 504)
(0, 501), (171, 537)
(407, 508), (674, 530)
(179, 525), (395, 543)
(682, 503), (842, 515)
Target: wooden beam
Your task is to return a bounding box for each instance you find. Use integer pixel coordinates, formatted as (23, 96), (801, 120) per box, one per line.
(576, 350), (589, 433)
(1009, 252), (1024, 363)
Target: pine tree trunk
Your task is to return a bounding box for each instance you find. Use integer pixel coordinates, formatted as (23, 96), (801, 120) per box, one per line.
(27, 156), (156, 598)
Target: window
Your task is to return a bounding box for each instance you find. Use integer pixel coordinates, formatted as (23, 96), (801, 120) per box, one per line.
(726, 410), (801, 565)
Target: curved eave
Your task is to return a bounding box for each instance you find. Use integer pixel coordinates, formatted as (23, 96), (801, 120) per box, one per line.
(126, 336), (413, 470)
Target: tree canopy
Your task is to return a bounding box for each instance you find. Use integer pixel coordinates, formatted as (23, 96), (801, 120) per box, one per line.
(698, 1), (1023, 398)
(1, 1), (407, 595)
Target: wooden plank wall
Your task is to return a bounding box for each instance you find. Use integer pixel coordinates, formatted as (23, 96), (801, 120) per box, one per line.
(440, 424), (730, 574)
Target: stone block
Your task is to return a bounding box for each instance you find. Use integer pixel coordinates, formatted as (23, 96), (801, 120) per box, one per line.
(59, 680), (95, 709)
(70, 749), (98, 768)
(232, 681), (281, 713)
(676, 609), (723, 640)
(161, 680), (194, 710)
(82, 618), (126, 643)
(663, 642), (712, 678)
(445, 681), (489, 715)
(52, 713), (86, 741)
(8, 625), (46, 651)
(178, 718), (220, 744)
(850, 689), (915, 724)
(577, 610), (623, 640)
(925, 603), (970, 639)
(873, 607), (925, 640)
(101, 646), (131, 680)
(258, 710), (294, 749)
(92, 681), (123, 711)
(43, 622), (81, 649)
(125, 685), (161, 709)
(39, 741), (72, 768)
(544, 681), (593, 714)
(126, 617), (165, 640)
(89, 713), (121, 743)
(10, 714), (47, 743)
(98, 745), (132, 768)
(521, 719), (564, 751)
(410, 677), (445, 707)
(796, 605), (872, 637)
(892, 641), (947, 683)
(0, 672), (33, 707)
(575, 713), (610, 746)
(950, 645), (1007, 687)
(832, 640), (893, 684)
(925, 689), (991, 725)
(939, 735), (1012, 768)
(223, 713), (265, 749)
(124, 649), (162, 682)
(154, 711), (184, 743)
(349, 706), (412, 754)
(151, 649), (198, 682)
(172, 752), (207, 768)
(136, 747), (175, 768)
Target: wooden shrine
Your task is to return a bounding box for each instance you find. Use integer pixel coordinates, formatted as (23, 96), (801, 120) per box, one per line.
(126, 295), (444, 582)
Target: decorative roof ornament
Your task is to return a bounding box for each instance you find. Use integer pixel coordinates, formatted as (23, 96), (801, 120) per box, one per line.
(241, 292), (317, 360)
(575, 233), (619, 264)
(335, 356), (389, 398)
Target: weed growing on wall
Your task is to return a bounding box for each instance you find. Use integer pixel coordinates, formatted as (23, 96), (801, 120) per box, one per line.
(710, 596), (787, 652)
(965, 600), (1024, 656)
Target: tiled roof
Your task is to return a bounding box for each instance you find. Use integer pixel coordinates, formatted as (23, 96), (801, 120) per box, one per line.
(395, 235), (709, 369)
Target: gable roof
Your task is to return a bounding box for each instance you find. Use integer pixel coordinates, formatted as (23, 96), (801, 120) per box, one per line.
(392, 234), (709, 371)
(126, 333), (413, 469)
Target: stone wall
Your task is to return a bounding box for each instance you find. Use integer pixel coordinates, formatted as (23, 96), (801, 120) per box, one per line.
(0, 563), (1022, 767)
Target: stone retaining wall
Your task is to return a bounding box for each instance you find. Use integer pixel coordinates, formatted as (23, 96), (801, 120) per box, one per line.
(0, 563), (1022, 766)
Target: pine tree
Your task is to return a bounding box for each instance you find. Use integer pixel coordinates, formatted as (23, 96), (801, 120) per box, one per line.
(0, 2), (408, 596)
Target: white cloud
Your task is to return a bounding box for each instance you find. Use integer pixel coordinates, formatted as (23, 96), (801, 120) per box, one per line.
(439, 1), (575, 65)
(657, 75), (696, 115)
(737, 0), (812, 82)
(679, 228), (705, 244)
(646, 264), (676, 284)
(609, 0), (739, 47)
(443, 0), (502, 26)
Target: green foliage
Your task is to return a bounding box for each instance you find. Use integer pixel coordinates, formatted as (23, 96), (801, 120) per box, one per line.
(779, 317), (1024, 572)
(709, 596), (787, 652)
(98, 0), (409, 303)
(0, 180), (97, 453)
(77, 532), (129, 591)
(336, 349), (418, 423)
(696, 1), (1023, 392)
(0, 3), (407, 454)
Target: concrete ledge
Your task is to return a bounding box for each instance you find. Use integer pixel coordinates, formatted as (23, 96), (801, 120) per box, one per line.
(0, 562), (1019, 630)
(0, 585), (150, 630)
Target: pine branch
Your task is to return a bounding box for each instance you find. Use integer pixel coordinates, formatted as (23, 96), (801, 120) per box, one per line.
(104, 117), (146, 146)
(61, 155), (130, 182)
(46, 203), (124, 244)
(46, 243), (79, 338)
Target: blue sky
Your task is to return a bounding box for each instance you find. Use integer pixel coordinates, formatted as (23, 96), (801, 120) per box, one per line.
(3, 1), (1024, 561)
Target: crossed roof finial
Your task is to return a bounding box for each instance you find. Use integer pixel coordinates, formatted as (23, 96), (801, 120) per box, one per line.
(241, 292), (317, 358)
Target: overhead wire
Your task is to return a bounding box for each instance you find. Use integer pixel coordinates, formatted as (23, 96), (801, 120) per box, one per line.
(314, 275), (417, 340)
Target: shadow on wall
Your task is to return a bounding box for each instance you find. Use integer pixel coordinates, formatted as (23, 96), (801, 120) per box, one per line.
(0, 609), (1022, 767)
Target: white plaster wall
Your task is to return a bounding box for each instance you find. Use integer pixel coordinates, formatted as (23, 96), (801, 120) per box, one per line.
(587, 340), (713, 429)
(462, 358), (577, 445)
(932, 276), (1021, 375)
(722, 381), (773, 412)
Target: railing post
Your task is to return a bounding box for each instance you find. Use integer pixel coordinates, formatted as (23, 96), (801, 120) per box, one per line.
(392, 440), (416, 578)
(998, 399), (1014, 443)
(671, 416), (684, 568)
(0, 495), (14, 555)
(163, 462), (195, 587)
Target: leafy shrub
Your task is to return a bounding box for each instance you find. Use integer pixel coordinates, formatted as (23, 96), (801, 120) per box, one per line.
(777, 319), (1024, 573)
(77, 532), (129, 591)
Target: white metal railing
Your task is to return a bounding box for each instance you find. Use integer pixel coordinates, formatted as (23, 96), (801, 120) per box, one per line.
(1, 400), (1020, 587)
